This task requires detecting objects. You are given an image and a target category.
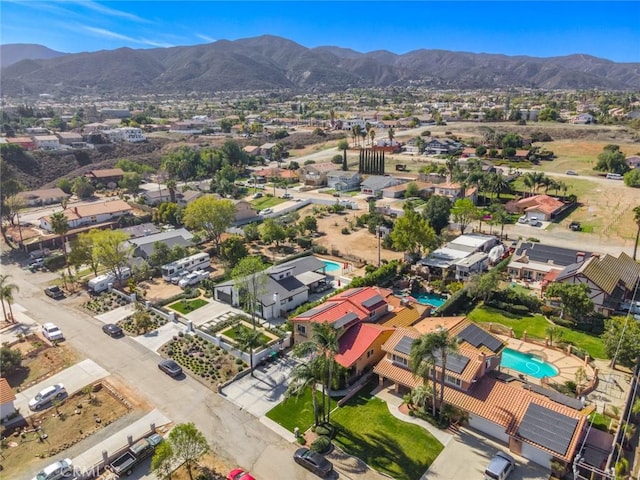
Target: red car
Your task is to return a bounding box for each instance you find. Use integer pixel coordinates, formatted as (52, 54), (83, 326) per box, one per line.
(228, 469), (256, 480)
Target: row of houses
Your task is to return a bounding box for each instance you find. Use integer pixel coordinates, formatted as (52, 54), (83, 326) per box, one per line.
(1, 127), (145, 151)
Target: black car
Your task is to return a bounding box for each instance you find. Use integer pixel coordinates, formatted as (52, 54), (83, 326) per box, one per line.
(44, 286), (64, 299)
(293, 447), (333, 477)
(569, 221), (582, 231)
(102, 323), (123, 338)
(158, 359), (183, 377)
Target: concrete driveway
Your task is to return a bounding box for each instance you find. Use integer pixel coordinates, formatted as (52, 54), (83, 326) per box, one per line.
(220, 355), (297, 417)
(424, 428), (548, 480)
(15, 359), (109, 414)
(183, 300), (238, 326)
(133, 321), (185, 352)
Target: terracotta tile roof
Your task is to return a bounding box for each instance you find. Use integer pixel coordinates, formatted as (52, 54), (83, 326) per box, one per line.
(336, 323), (394, 368)
(331, 286), (393, 312)
(380, 305), (422, 328)
(516, 194), (564, 215)
(86, 168), (125, 178)
(42, 199), (132, 224)
(0, 378), (16, 404)
(374, 357), (421, 388)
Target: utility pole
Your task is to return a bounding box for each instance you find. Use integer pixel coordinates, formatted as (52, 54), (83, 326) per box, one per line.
(376, 225), (381, 267)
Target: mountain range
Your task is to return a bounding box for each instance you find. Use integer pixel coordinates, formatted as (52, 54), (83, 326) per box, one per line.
(0, 43), (67, 68)
(1, 35), (639, 96)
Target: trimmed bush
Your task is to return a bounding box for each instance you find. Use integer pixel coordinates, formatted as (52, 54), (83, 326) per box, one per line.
(44, 254), (66, 271)
(310, 435), (332, 454)
(439, 288), (473, 316)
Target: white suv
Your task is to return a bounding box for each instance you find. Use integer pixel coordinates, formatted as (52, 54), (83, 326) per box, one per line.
(28, 384), (67, 411)
(31, 458), (73, 480)
(42, 323), (64, 342)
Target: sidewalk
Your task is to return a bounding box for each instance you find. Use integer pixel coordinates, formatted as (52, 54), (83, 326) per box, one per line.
(372, 384), (453, 446)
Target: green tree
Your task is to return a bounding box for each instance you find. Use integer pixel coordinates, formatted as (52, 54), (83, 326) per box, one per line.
(422, 196), (451, 235)
(116, 158), (155, 175)
(50, 211), (70, 266)
(451, 198), (478, 235)
(71, 176), (95, 199)
(148, 242), (173, 268)
(69, 231), (101, 276)
(545, 325), (564, 346)
(183, 196), (235, 253)
(300, 215), (318, 235)
(603, 316), (640, 368)
(467, 270), (499, 302)
(119, 171), (142, 193)
(595, 144), (629, 175)
(0, 344), (22, 376)
(92, 230), (132, 281)
(261, 218), (286, 248)
(219, 118), (233, 133)
(475, 146), (487, 157)
(410, 334), (438, 416)
(0, 275), (19, 323)
(404, 182), (420, 198)
(430, 329), (459, 420)
(56, 178), (73, 194)
(538, 107), (558, 122)
(156, 202), (182, 226)
(236, 327), (264, 378)
(501, 133), (523, 149)
(219, 236), (249, 268)
(285, 357), (322, 427)
(167, 423), (210, 480)
(545, 283), (594, 320)
(231, 257), (268, 328)
(390, 206), (438, 257)
(337, 139), (349, 152)
(624, 169), (640, 188)
(243, 222), (260, 242)
(162, 146), (201, 181)
(151, 441), (173, 480)
(489, 203), (510, 239)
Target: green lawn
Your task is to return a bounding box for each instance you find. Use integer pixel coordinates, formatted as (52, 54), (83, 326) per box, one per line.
(251, 196), (286, 209)
(221, 324), (271, 345)
(168, 298), (208, 314)
(331, 385), (443, 480)
(468, 305), (606, 359)
(266, 388), (339, 433)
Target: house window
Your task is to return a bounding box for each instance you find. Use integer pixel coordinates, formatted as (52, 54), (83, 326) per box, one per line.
(369, 312), (375, 318)
(391, 354), (408, 367)
(288, 297), (293, 302)
(296, 324), (307, 336)
(366, 349), (374, 358)
(445, 374), (461, 387)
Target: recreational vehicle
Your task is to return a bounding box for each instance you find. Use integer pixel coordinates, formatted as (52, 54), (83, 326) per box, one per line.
(87, 267), (131, 293)
(161, 252), (210, 281)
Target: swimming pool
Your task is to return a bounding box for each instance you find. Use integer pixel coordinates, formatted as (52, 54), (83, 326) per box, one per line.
(500, 348), (559, 379)
(321, 259), (342, 273)
(414, 292), (447, 308)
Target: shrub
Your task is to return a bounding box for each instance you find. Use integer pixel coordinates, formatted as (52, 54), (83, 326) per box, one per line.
(439, 288), (473, 316)
(341, 227), (350, 235)
(310, 435), (332, 454)
(44, 254), (66, 271)
(315, 424), (333, 437)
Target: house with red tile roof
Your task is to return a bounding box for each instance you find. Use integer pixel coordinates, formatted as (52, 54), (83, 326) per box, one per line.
(0, 378), (17, 422)
(510, 194), (566, 221)
(336, 323), (394, 384)
(373, 316), (587, 468)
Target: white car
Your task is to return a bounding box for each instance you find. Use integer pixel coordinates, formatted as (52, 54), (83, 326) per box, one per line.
(32, 458), (73, 480)
(42, 323), (64, 342)
(260, 208), (273, 215)
(178, 270), (208, 288)
(29, 384), (67, 411)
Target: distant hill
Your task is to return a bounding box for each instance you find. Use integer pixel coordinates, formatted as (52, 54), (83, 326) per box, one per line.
(0, 43), (67, 67)
(1, 35), (639, 95)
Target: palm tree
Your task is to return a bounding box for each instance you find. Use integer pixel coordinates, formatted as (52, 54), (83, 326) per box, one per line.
(633, 206), (640, 260)
(166, 179), (177, 203)
(369, 128), (376, 147)
(50, 211), (69, 268)
(0, 275), (19, 323)
(491, 175), (511, 199)
(387, 127), (395, 144)
(410, 334), (438, 417)
(285, 358), (322, 427)
(430, 329), (459, 420)
(236, 327), (264, 378)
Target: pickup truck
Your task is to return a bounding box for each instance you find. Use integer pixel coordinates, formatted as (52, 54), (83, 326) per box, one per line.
(108, 433), (163, 476)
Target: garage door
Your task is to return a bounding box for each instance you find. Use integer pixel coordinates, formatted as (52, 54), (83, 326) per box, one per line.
(521, 442), (552, 468)
(468, 414), (509, 442)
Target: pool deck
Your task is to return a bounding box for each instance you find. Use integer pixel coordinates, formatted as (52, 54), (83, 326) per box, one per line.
(499, 336), (591, 387)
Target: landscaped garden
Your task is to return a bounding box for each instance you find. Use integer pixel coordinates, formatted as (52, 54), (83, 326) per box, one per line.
(250, 195), (286, 210)
(266, 388), (339, 434)
(0, 383), (131, 479)
(468, 305), (606, 359)
(84, 291), (130, 313)
(160, 333), (247, 385)
(168, 297), (208, 314)
(118, 307), (168, 336)
(220, 323), (273, 346)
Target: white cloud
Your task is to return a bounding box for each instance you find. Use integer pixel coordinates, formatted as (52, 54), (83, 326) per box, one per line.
(83, 26), (173, 48)
(196, 34), (216, 43)
(71, 0), (152, 23)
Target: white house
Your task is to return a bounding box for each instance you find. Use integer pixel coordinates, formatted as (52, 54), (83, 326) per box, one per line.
(326, 170), (362, 191)
(39, 199), (133, 232)
(17, 188), (69, 207)
(32, 135), (60, 150)
(104, 127), (146, 143)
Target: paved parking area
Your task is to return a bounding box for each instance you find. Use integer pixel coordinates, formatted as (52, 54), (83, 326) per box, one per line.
(424, 427), (548, 480)
(183, 300), (240, 326)
(134, 321), (185, 352)
(14, 359), (109, 413)
(220, 355), (298, 417)
(95, 304), (135, 324)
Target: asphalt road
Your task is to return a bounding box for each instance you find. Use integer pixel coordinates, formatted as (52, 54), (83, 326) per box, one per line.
(2, 257), (325, 480)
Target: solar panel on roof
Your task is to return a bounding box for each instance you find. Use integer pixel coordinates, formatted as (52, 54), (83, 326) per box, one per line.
(518, 403), (579, 455)
(340, 288), (363, 297)
(362, 294), (384, 309)
(434, 351), (470, 374)
(395, 335), (414, 355)
(297, 303), (334, 318)
(334, 312), (359, 329)
(458, 324), (503, 353)
(525, 383), (584, 410)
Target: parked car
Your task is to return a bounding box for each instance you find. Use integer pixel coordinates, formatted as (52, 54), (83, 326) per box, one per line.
(158, 359), (183, 377)
(281, 193), (293, 199)
(44, 286), (64, 300)
(484, 451), (515, 480)
(31, 458), (73, 480)
(30, 258), (45, 268)
(178, 270), (208, 288)
(569, 221), (582, 231)
(293, 447), (333, 477)
(42, 323), (64, 342)
(565, 170), (578, 175)
(227, 468), (256, 480)
(29, 384), (67, 411)
(260, 208), (273, 215)
(252, 192), (263, 199)
(517, 215), (528, 224)
(170, 271), (189, 285)
(109, 433), (163, 477)
(102, 323), (124, 338)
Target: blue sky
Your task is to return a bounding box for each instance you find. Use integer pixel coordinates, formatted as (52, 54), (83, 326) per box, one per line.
(1, 1), (639, 62)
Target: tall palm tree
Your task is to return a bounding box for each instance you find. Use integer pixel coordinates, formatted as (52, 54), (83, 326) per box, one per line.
(0, 275), (19, 323)
(236, 327), (264, 378)
(369, 128), (376, 147)
(285, 358), (322, 427)
(387, 127), (395, 144)
(410, 334), (438, 417)
(50, 211), (70, 267)
(633, 206), (640, 260)
(166, 179), (177, 203)
(430, 329), (459, 420)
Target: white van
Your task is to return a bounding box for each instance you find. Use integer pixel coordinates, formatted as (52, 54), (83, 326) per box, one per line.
(484, 452), (515, 480)
(606, 173), (623, 180)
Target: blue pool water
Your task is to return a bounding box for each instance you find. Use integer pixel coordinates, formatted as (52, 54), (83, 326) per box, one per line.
(500, 348), (559, 379)
(321, 259), (342, 272)
(414, 292), (447, 308)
